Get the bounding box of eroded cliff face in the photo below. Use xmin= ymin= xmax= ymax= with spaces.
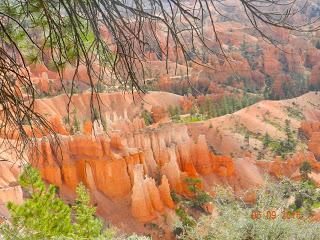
xmin=28 ymin=109 xmax=235 ymax=223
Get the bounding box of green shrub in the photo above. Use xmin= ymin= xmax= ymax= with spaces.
xmin=300 ymin=161 xmax=312 ymax=181
xmin=141 ymin=110 xmax=154 ymax=126
xmin=174 ymin=207 xmax=196 ymax=238
xmin=183 ymin=178 xmax=212 ymax=210
xmin=177 ymin=179 xmax=320 ymax=240
xmin=263 ymin=132 xmax=270 ymax=149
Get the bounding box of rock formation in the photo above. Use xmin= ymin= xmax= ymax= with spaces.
xmin=28 ymin=109 xmax=236 ymax=222
xmin=131 ymin=164 xmax=164 ymax=222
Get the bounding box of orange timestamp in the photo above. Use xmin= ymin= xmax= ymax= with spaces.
xmin=251 ymin=210 xmax=302 ymax=220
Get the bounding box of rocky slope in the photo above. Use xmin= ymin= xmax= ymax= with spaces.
xmin=188 ymin=92 xmax=320 ymax=157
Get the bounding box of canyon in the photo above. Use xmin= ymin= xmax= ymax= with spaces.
xmin=0 ymin=89 xmax=319 ymax=237
xmin=1 ymin=1 xmax=320 ymax=238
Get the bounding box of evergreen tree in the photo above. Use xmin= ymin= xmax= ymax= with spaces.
xmin=225 ymin=96 xmax=233 ymax=113
xmin=263 ymin=132 xmax=271 ymax=149
xmin=175 ymin=106 xmax=182 ymax=116
xmin=141 ymin=110 xmax=154 ymax=126
xmin=214 ymin=107 xmax=220 ymax=117
xmin=73 ymin=115 xmax=81 ymax=133
xmin=230 ymin=97 xmax=237 ymax=112
xmin=0 ymin=166 xmax=115 ymax=240
xmin=183 ymin=178 xmax=212 ymax=210
xmin=264 ymin=75 xmax=274 ymax=99
xmin=199 ymin=104 xmax=206 ymax=115
xmin=244 ymin=131 xmax=250 ymax=146
xmin=234 ymin=97 xmax=242 ymax=111
xmin=285 ymin=119 xmax=295 ymax=150
xmin=279 ymin=51 xmax=289 ymax=73
xmin=221 ymin=97 xmax=229 ymax=114
xmin=2 ymin=166 xmax=73 ymax=239
xmin=241 ymin=94 xmax=249 ymax=108
xmin=299 ymin=161 xmax=312 ymax=182
xmin=73 ymin=183 xmax=113 ymax=239
xmin=240 ymin=38 xmax=249 ymax=57
xmin=208 ymin=103 xmax=217 ymax=118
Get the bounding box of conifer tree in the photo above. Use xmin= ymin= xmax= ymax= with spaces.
xmin=207 ymin=101 xmax=216 ymax=118
xmin=285 ymin=119 xmax=295 ymax=150
xmin=73 ymin=183 xmax=113 ymax=239
xmin=244 ymin=131 xmax=250 ymax=146
xmin=0 ymin=166 xmax=115 ymax=240
xmin=141 ymin=110 xmax=154 ymax=126
xmin=299 ymin=161 xmax=312 ymax=182
xmin=263 ymin=132 xmax=271 ymax=149
xmin=1 ymin=166 xmax=73 ymax=239
xmin=73 ymin=116 xmax=81 ymax=133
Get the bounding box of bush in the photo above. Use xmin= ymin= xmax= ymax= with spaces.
xmin=173 ymin=207 xmax=196 ymax=238
xmin=168 ymin=105 xmax=182 ymax=122
xmin=263 ymin=132 xmax=270 ymax=149
xmin=177 ymin=179 xmax=320 ymax=240
xmin=183 ymin=178 xmax=212 ymax=210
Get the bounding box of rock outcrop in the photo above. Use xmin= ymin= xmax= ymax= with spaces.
xmin=131 ymin=164 xmax=164 ymax=222
xmin=28 ymin=111 xmax=235 ymax=222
